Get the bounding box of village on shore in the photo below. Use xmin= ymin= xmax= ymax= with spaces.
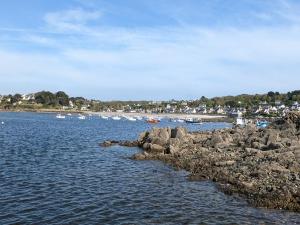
xmin=1 ymin=91 xmax=300 ymax=121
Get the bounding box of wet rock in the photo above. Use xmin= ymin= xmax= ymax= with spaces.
xmin=99 ymin=140 xmax=138 ymax=147
xmin=132 ymin=152 xmax=149 ymax=160
xmin=119 ymin=140 xmax=139 ymax=147
xmin=113 ymin=112 xmax=300 ymax=212
xmin=99 ymin=140 xmax=119 ymax=147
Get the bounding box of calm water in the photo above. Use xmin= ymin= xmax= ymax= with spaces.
xmin=0 ymin=112 xmax=299 ymax=225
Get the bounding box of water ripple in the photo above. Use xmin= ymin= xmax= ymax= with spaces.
xmin=0 ymin=112 xmax=300 ymax=224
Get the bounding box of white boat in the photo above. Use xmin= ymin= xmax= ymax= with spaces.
xmin=67 ymin=113 xmax=72 ymax=116
xmin=101 ymin=115 xmax=109 ymax=120
xmin=127 ymin=117 xmax=137 ymax=121
xmin=1 ymin=121 xmax=4 ymax=125
xmin=56 ymin=114 xmax=66 ymax=119
xmin=78 ymin=115 xmax=86 ymax=120
xmin=236 ymin=117 xmax=245 ymax=126
xmin=135 ymin=116 xmax=143 ymax=120
xmin=177 ymin=119 xmax=185 ymax=123
xmin=112 ymin=116 xmax=121 ymax=121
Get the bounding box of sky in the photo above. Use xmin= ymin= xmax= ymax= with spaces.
xmin=0 ymin=0 xmax=300 ymax=100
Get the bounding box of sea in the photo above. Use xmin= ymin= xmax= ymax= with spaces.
xmin=0 ymin=112 xmax=299 ymax=225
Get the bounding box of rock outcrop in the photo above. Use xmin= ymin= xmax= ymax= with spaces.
xmin=99 ymin=140 xmax=138 ymax=148
xmin=131 ymin=112 xmax=300 ymax=212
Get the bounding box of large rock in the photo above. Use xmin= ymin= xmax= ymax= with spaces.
xmin=127 ymin=120 xmax=300 ymax=212
xmin=138 ymin=131 xmax=149 ymax=145
xmin=148 ymin=127 xmax=171 ymax=146
xmin=171 ymin=127 xmax=187 ymax=139
xmin=149 ymin=143 xmax=166 ymax=153
xmin=210 ymin=132 xmax=224 ymax=148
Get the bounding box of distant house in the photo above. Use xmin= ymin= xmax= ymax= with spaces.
xmin=81 ymin=105 xmax=90 ymax=111
xmin=69 ymin=100 xmax=74 ymax=108
xmin=22 ymin=93 xmax=35 ymax=101
xmin=279 ymin=104 xmax=286 ymax=109
xmin=259 ymin=101 xmax=268 ymax=106
xmin=291 ymin=101 xmax=300 ymax=110
xmin=269 ymin=106 xmax=278 ymax=113
xmin=181 ymin=102 xmax=188 ymax=106
xmin=264 ymin=108 xmax=270 ymax=114
xmin=151 ymin=101 xmax=162 ymax=105
xmin=215 ymin=105 xmax=225 ymax=114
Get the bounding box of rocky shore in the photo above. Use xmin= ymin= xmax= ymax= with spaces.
xmin=101 ymin=112 xmax=300 ymax=212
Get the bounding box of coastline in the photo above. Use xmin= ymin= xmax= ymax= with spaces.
xmin=0 ymin=109 xmax=230 ymax=122
xmin=101 ymin=112 xmax=300 ymax=212
xmin=90 ymin=111 xmax=229 ymax=122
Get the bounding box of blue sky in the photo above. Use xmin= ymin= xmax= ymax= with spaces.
xmin=0 ymin=0 xmax=300 ymax=100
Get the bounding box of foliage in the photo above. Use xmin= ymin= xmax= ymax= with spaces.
xmin=35 ymin=91 xmax=69 ymax=106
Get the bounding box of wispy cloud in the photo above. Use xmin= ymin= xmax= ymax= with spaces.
xmin=0 ymin=1 xmax=300 ymax=99
xmin=44 ymin=8 xmax=101 ymax=32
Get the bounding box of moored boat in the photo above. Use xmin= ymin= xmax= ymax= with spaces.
xmin=256 ymin=120 xmax=269 ymax=128
xmin=112 ymin=116 xmax=121 ymax=121
xmin=78 ymin=114 xmax=86 ymax=120
xmin=147 ymin=118 xmax=160 ymax=124
xmin=185 ymin=118 xmax=203 ymax=124
xmin=126 ymin=117 xmax=137 ymax=121
xmin=56 ymin=114 xmax=66 ymax=119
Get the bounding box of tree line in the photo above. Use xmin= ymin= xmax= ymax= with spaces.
xmin=2 ymin=90 xmax=300 ymax=110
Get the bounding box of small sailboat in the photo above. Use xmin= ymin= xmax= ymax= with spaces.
xmin=78 ymin=114 xmax=86 ymax=120
xmin=56 ymin=114 xmax=66 ymax=119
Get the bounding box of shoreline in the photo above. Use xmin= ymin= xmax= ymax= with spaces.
xmin=89 ymin=112 xmax=229 ymax=122
xmin=101 ymin=112 xmax=300 ymax=212
xmin=0 ymin=109 xmax=230 ymax=122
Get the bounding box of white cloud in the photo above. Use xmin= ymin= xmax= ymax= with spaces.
xmin=1 ymin=3 xmax=300 ymax=99
xmin=44 ymin=8 xmax=101 ymax=32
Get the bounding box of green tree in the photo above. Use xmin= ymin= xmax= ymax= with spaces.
xmin=56 ymin=91 xmax=69 ymax=106
xmin=35 ymin=91 xmax=57 ymax=106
